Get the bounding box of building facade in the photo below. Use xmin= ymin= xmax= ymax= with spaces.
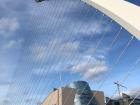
xmin=106 ymin=93 xmax=140 ymax=105
xmin=42 ymin=81 xmax=105 ymax=105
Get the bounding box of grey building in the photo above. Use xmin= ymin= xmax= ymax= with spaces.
xmin=106 ymin=93 xmax=140 ymax=105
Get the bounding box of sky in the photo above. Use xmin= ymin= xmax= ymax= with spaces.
xmin=0 ymin=0 xmax=140 ymax=105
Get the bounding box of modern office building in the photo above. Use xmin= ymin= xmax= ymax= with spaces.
xmin=42 ymin=81 xmax=105 ymax=105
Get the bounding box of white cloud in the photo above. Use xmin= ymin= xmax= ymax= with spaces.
xmin=31 ymin=39 xmax=80 ymax=76
xmin=71 ymin=55 xmax=108 ymax=81
xmin=85 ymin=48 xmax=107 ymax=60
xmin=78 ymin=20 xmax=111 ymax=36
xmin=89 ymin=21 xmax=111 ymax=34
xmin=32 ymin=68 xmax=48 ymax=76
xmin=32 ymin=45 xmax=48 ymax=62
xmin=3 ymin=39 xmax=24 ymax=49
xmin=0 ymin=64 xmax=15 ymax=82
xmin=0 ymin=84 xmax=10 ymax=98
xmin=126 ymin=87 xmax=140 ymax=98
xmin=31 ymin=39 xmax=80 ymax=62
xmin=0 ymin=17 xmax=19 ymax=38
xmin=31 ymin=41 xmax=109 ymax=79
xmin=112 ymin=87 xmax=140 ymax=99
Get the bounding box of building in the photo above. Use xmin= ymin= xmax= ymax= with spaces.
xmin=106 ymin=93 xmax=140 ymax=105
xmin=42 ymin=81 xmax=105 ymax=105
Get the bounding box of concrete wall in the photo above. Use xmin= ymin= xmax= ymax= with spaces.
xmin=93 ymin=91 xmax=105 ymax=105
xmin=42 ymin=88 xmax=75 ymax=105
xmin=42 ymin=87 xmax=105 ymax=105
xmin=61 ymin=88 xmax=75 ymax=105
xmin=42 ymin=89 xmax=60 ymax=105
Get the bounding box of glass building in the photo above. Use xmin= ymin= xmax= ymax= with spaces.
xmin=68 ymin=81 xmax=98 ymax=105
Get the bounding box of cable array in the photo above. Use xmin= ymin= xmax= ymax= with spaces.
xmin=33 ymin=1 xmax=100 ymax=105
xmin=86 ymin=35 xmax=134 ymax=105
xmin=16 ymin=0 xmax=97 ymax=104
xmin=63 ymin=14 xmax=116 ymax=105
xmin=105 ymin=56 xmax=140 ymax=105
xmin=20 ymin=1 xmax=72 ymax=105
xmin=129 ymin=92 xmax=140 ymax=105
xmin=60 ymin=23 xmax=134 ymax=105
xmin=6 ymin=0 xmax=61 ymax=105
xmin=4 ymin=0 xmax=140 ymax=105
xmin=4 ymin=3 xmax=49 ymax=105
xmin=28 ymin=1 xmax=83 ymax=104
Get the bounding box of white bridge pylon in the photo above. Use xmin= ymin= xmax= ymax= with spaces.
xmin=82 ymin=0 xmax=140 ymax=40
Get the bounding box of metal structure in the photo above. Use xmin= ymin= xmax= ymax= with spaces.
xmin=32 ymin=1 xmax=140 ymax=105
xmin=35 ymin=0 xmax=140 ymax=40
xmin=82 ymin=0 xmax=140 ymax=40
xmin=114 ymin=81 xmax=127 ymax=98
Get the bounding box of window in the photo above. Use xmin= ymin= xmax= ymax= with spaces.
xmin=114 ymin=102 xmax=120 ymax=105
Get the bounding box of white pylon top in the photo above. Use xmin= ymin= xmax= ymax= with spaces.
xmin=82 ymin=0 xmax=140 ymax=40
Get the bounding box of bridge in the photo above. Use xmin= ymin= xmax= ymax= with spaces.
xmin=82 ymin=0 xmax=140 ymax=40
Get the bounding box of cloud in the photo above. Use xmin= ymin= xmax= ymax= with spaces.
xmin=0 ymin=84 xmax=10 ymax=99
xmin=31 ymin=39 xmax=80 ymax=76
xmin=2 ymin=99 xmax=10 ymax=104
xmin=91 ymin=21 xmax=111 ymax=34
xmin=32 ymin=68 xmax=47 ymax=76
xmin=2 ymin=39 xmax=24 ymax=49
xmin=77 ymin=20 xmax=112 ymax=36
xmin=126 ymin=87 xmax=140 ymax=98
xmin=71 ymin=55 xmax=108 ymax=81
xmin=31 ymin=39 xmax=80 ymax=62
xmin=30 ymin=39 xmax=109 ymax=80
xmin=112 ymin=87 xmax=140 ymax=99
xmin=0 ymin=17 xmax=19 ymax=38
xmin=0 ymin=64 xmax=15 ymax=82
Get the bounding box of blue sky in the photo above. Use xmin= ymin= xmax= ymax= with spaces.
xmin=0 ymin=0 xmax=140 ymax=105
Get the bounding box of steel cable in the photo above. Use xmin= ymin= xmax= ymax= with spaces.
xmin=31 ymin=0 xmax=99 ymax=104
xmin=86 ymin=36 xmax=134 ymax=105
xmin=23 ymin=0 xmax=88 ymax=104
xmin=4 ymin=2 xmax=51 ymax=105
xmin=12 ymin=1 xmax=60 ymax=105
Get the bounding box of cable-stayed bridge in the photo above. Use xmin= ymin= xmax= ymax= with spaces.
xmin=1 ymin=0 xmax=140 ymax=105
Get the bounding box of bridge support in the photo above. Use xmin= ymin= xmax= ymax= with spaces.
xmin=82 ymin=0 xmax=140 ymax=40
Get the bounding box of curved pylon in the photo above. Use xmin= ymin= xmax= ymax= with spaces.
xmin=82 ymin=0 xmax=140 ymax=40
